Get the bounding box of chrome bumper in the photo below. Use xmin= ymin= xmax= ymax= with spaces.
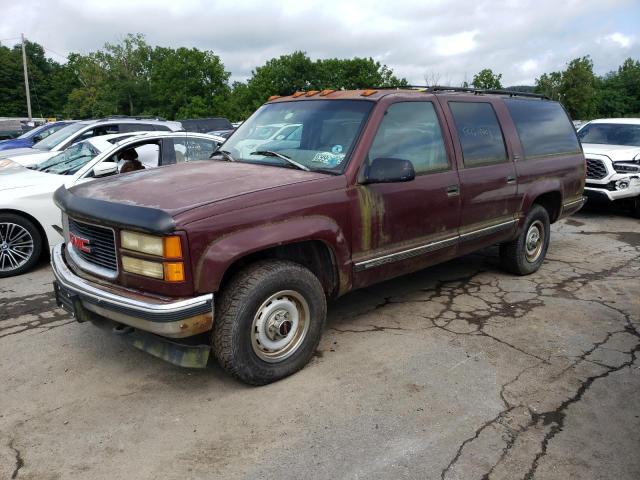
xmin=51 ymin=244 xmax=214 ymax=338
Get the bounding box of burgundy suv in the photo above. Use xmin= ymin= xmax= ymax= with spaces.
xmin=52 ymin=87 xmax=586 ymax=384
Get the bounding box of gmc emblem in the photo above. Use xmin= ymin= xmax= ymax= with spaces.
xmin=69 ymin=232 xmax=91 ymax=253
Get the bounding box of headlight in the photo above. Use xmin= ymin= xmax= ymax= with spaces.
xmin=613 ymin=163 xmax=640 ymax=173
xmin=121 ymin=231 xmax=182 ymax=258
xmin=122 ymin=256 xmax=164 ymax=279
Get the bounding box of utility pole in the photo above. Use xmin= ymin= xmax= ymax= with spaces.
xmin=21 ymin=33 xmax=32 ymax=122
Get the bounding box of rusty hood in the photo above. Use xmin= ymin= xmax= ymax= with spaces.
xmin=68 ymin=161 xmax=330 ymax=219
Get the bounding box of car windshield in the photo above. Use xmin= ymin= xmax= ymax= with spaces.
xmin=34 ymin=141 xmax=101 ymax=175
xmin=17 ymin=124 xmax=48 ymax=139
xmin=221 ymin=100 xmax=374 ymax=173
xmin=32 ymin=123 xmax=86 ymax=151
xmin=578 ymin=123 xmax=640 ymax=147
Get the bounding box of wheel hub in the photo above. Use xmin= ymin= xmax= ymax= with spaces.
xmin=524 ymin=220 xmax=544 ymax=262
xmin=251 ymin=290 xmax=310 ymax=363
xmin=0 ymin=222 xmax=35 ymax=272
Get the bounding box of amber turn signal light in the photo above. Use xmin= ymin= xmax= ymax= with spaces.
xmin=163 ymin=262 xmax=185 ymax=282
xmin=163 ymin=236 xmax=182 ymax=259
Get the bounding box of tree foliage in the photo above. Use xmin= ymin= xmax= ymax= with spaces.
xmin=0 ymin=34 xmax=638 ymax=122
xmin=472 ymin=68 xmax=503 ymax=89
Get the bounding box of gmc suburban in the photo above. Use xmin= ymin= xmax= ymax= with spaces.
xmin=51 ymin=87 xmax=586 ymax=384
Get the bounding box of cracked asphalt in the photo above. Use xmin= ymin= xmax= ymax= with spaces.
xmin=0 ymin=210 xmax=638 ymax=480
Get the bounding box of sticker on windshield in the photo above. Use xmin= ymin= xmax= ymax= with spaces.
xmin=312 ymin=151 xmax=345 ymax=167
xmin=331 ymin=144 xmax=343 ymax=154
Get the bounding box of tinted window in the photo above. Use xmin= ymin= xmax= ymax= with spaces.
xmin=505 ymin=99 xmax=581 ymax=157
xmin=120 ymin=123 xmax=156 ymax=133
xmin=369 ymin=102 xmax=449 ymax=174
xmin=577 ymin=123 xmax=640 ymax=147
xmin=449 ymin=102 xmax=507 ymax=167
xmin=32 ymin=123 xmax=86 ymax=150
xmin=153 ymin=124 xmax=171 ymax=132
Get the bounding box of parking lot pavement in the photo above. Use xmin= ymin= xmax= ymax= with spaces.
xmin=0 ymin=210 xmax=638 ymax=480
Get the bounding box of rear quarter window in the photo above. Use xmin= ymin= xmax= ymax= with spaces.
xmin=504 ymin=99 xmax=581 ymax=158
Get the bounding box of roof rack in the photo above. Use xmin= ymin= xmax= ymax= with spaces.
xmin=369 ymin=85 xmax=549 ymax=100
xmin=96 ymin=115 xmax=168 ymax=121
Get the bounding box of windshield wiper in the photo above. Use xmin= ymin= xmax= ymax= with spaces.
xmin=250 ymin=150 xmax=310 ymax=172
xmin=210 ymin=149 xmax=236 ymax=162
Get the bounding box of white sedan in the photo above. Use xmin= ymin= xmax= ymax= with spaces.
xmin=0 ymin=131 xmax=224 ymax=277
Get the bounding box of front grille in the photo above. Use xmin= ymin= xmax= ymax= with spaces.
xmin=68 ymin=218 xmax=117 ymax=272
xmin=586 ymin=158 xmax=608 ymax=179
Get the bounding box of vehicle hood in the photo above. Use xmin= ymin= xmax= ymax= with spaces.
xmin=69 ymin=161 xmax=330 ymax=217
xmin=581 ymin=143 xmax=640 ymax=162
xmin=0 ymin=147 xmax=40 ymax=159
xmin=0 ymin=166 xmax=63 ymax=193
xmin=0 ymin=139 xmax=30 ymax=151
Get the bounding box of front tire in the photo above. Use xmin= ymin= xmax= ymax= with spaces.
xmin=631 ymin=196 xmax=640 ymax=219
xmin=500 ymin=205 xmax=550 ymax=276
xmin=213 ymin=260 xmax=327 ymax=385
xmin=0 ymin=213 xmax=43 ymax=278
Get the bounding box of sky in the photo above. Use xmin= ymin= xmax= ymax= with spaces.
xmin=1 ymin=0 xmax=639 ymax=86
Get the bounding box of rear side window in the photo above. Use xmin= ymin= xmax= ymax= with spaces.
xmin=368 ymin=102 xmax=449 ymax=174
xmin=504 ymin=99 xmax=581 ymax=158
xmin=449 ymin=102 xmax=507 ymax=167
xmin=120 ymin=123 xmax=156 ymax=133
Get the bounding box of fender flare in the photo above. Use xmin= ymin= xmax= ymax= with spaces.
xmin=518 ymin=179 xmax=563 ymax=227
xmin=194 ymin=215 xmax=351 ymax=294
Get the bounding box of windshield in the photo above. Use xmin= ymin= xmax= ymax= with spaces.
xmin=578 ymin=123 xmax=640 ymax=147
xmin=32 ymin=123 xmax=86 ymax=151
xmin=34 ymin=141 xmax=100 ymax=175
xmin=222 ymin=100 xmax=374 ymax=173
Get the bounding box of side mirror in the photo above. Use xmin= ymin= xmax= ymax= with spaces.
xmin=364 ymin=157 xmax=415 ymax=184
xmin=92 ymin=162 xmax=118 ymax=178
xmin=32 ymin=134 xmax=43 ymax=143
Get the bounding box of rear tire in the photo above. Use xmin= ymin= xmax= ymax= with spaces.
xmin=500 ymin=205 xmax=550 ymax=276
xmin=213 ymin=260 xmax=326 ymax=385
xmin=0 ymin=213 xmax=43 ymax=278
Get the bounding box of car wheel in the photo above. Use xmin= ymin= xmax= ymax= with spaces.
xmin=499 ymin=205 xmax=550 ymax=276
xmin=213 ymin=260 xmax=326 ymax=385
xmin=0 ymin=213 xmax=43 ymax=278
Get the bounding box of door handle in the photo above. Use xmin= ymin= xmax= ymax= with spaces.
xmin=446 ymin=184 xmax=460 ymax=197
xmin=506 ymin=175 xmax=516 ymax=184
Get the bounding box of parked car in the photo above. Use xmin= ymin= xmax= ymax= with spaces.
xmin=0 ymin=121 xmax=76 ymax=151
xmin=51 ymin=88 xmax=585 ymax=384
xmin=0 ymin=132 xmax=222 ymax=277
xmin=0 ymin=117 xmax=184 ymax=166
xmin=180 ymin=117 xmax=233 ymax=136
xmin=578 ymin=118 xmax=640 ymax=217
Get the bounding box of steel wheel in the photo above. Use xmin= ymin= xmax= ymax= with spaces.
xmin=0 ymin=222 xmax=35 ymax=273
xmin=525 ymin=220 xmax=544 ymax=263
xmin=251 ymin=290 xmax=310 ymax=363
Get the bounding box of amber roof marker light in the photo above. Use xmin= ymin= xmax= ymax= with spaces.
xmin=361 ymin=89 xmax=378 ymax=97
xmin=319 ymin=89 xmax=335 ymax=96
xmin=292 ymin=91 xmax=306 ymax=98
xmin=267 ymin=95 xmax=281 ymax=101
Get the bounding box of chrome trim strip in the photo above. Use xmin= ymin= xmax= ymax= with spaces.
xmin=562 ymin=198 xmax=585 ymax=208
xmin=52 ymin=244 xmax=213 ymax=315
xmin=354 ymin=219 xmax=518 ymax=271
xmin=458 ymin=219 xmax=518 ymax=241
xmin=67 ymin=243 xmax=118 ymax=280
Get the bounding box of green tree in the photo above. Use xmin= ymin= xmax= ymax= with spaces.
xmin=471 ymin=68 xmax=503 ymax=89
xmin=560 ymin=56 xmax=596 ymax=119
xmin=534 ymin=71 xmax=562 ymax=101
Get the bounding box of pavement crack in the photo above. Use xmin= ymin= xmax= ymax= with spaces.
xmin=8 ymin=438 xmax=24 ymax=479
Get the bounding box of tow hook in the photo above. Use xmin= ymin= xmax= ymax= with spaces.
xmin=112 ymin=323 xmax=134 ymax=335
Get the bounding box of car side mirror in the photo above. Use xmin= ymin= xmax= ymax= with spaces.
xmin=364 ymin=157 xmax=415 ymax=184
xmin=32 ymin=134 xmax=43 ymax=143
xmin=92 ymin=162 xmax=118 ymax=178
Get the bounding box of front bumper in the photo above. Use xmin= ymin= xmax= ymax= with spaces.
xmin=585 ymin=176 xmax=640 ymax=202
xmin=51 ymin=244 xmax=214 ymax=339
